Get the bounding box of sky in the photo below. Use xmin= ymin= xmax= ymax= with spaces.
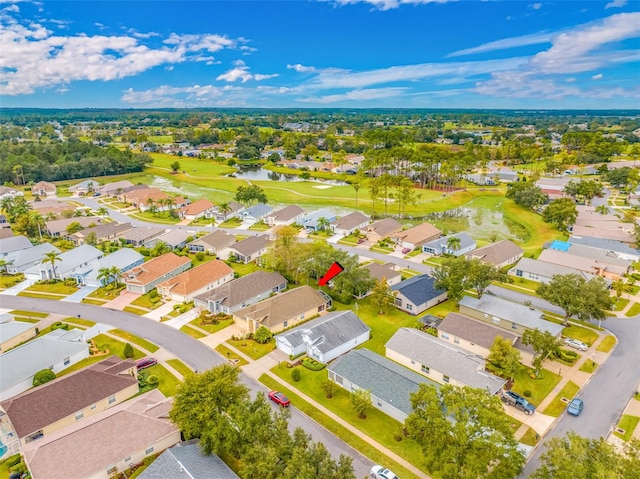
xmin=0 ymin=0 xmax=639 ymax=109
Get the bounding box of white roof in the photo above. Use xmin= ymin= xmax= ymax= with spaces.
xmin=0 ymin=320 xmax=34 ymax=345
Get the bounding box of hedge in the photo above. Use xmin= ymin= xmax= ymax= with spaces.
xmin=302 ymin=357 xmax=326 ymax=371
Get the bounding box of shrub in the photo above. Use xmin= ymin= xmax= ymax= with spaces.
xmin=195 ymin=252 xmax=205 ymax=261
xmin=393 ymin=431 xmax=404 ymax=442
xmin=523 ymin=390 xmax=532 ymax=398
xmin=9 ymin=463 xmax=26 ymax=474
xmin=139 ymin=248 xmax=150 ymax=257
xmin=33 ymin=369 xmax=56 ymax=387
xmin=4 ymin=454 xmax=22 ymax=468
xmin=253 ymin=326 xmax=273 ymax=344
xmin=322 ymin=380 xmax=337 ymax=398
xmin=147 ymin=375 xmax=159 ymax=386
xmin=149 ymin=289 xmax=158 ymax=299
xmin=302 ymin=357 xmax=326 ymax=371
xmin=291 ymin=368 xmax=301 ymax=382
xmin=123 ymin=342 xmax=135 ymax=359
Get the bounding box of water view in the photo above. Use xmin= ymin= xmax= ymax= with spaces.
xmin=231 ymin=165 xmax=349 ymax=186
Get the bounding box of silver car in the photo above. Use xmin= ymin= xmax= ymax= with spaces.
xmin=370 ymin=465 xmax=400 ymax=479
xmin=564 ymin=338 xmax=588 ymax=351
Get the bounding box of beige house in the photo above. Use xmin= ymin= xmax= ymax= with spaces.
xmin=23 ymin=389 xmax=180 ymax=479
xmin=0 ymin=320 xmax=36 ymax=353
xmin=178 ymin=198 xmax=217 ymax=220
xmin=124 ymin=253 xmax=192 ymax=294
xmin=391 ymin=222 xmax=441 ymax=250
xmin=366 ymin=218 xmax=403 ymax=243
xmin=233 ymin=285 xmax=332 ymax=334
xmin=31 ymin=181 xmax=57 ymax=197
xmin=0 ymin=357 xmax=138 ymax=448
xmin=157 ymin=260 xmax=234 ymax=303
xmin=187 ymin=230 xmax=236 ymax=259
xmin=466 ymin=240 xmax=524 ymax=268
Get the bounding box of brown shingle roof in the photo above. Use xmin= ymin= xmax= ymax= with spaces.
xmin=467 ymin=240 xmax=523 ymax=266
xmin=392 ymin=222 xmax=441 ymax=245
xmin=0 ymin=357 xmax=137 ymax=438
xmin=180 ymin=198 xmax=215 ymax=216
xmin=231 ymin=235 xmax=271 ymax=256
xmin=367 ymin=218 xmax=403 ymax=237
xmin=157 ymin=260 xmax=233 ymax=297
xmin=363 ymin=262 xmax=401 ymax=282
xmin=125 ymin=252 xmax=191 ymax=286
xmin=194 ymin=271 xmax=286 ymax=309
xmin=439 ymin=313 xmax=517 ymax=350
xmin=189 ymin=230 xmax=236 ymax=251
xmin=331 ymin=211 xmax=370 ymax=230
xmin=269 ymin=205 xmax=305 ymax=222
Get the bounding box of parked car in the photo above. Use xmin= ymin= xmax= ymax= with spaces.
xmin=564 ymin=338 xmax=588 ymax=351
xmin=370 ymin=465 xmax=400 ymax=479
xmin=567 ymin=398 xmax=584 ymax=416
xmin=268 ymin=390 xmax=291 ymax=407
xmin=402 ymin=248 xmax=411 ymax=254
xmin=501 ymin=390 xmax=536 ymax=415
xmin=135 ymin=357 xmax=158 ymax=370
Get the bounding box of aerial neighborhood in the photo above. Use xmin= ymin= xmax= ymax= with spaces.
xmin=0 ymin=109 xmax=639 ymax=479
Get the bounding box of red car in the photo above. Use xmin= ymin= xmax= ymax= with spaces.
xmin=135 ymin=357 xmax=158 ymax=370
xmin=268 ymin=390 xmax=291 ymax=407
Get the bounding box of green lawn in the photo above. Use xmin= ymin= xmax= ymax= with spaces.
xmin=562 ymin=324 xmax=599 ymax=346
xmin=229 ymin=261 xmax=262 ymax=277
xmin=215 ymin=344 xmax=249 ymax=366
xmin=219 ymin=217 xmax=243 ymax=228
xmin=625 ymin=302 xmax=640 ymax=317
xmin=58 ymin=334 xmax=145 ymax=376
xmin=130 ymin=211 xmax=180 ymax=224
xmin=88 ymin=284 xmax=126 ymax=300
xmin=24 ymin=282 xmax=79 ymax=294
xmin=596 ymin=335 xmax=617 ymax=353
xmin=579 ymin=359 xmax=599 ymax=373
xmin=510 ymin=367 xmax=562 ymax=407
xmin=226 ymin=338 xmax=275 ymax=360
xmin=13 ymin=317 xmax=39 ymax=323
xmin=248 ymin=221 xmax=271 ymax=231
xmin=270 ymin=364 xmax=427 ymax=476
xmin=0 ymin=274 xmax=25 ymax=289
xmin=130 ymin=292 xmax=163 ymax=310
xmin=110 ymin=329 xmax=160 ymax=353
xmin=190 ymin=317 xmax=234 ymax=334
xmin=613 ymin=297 xmax=630 ymax=311
xmin=520 ymin=427 xmax=541 ymax=447
xmin=63 ymin=317 xmax=96 ymax=327
xmin=123 ymin=306 xmax=149 ymax=315
xmin=542 ymin=381 xmax=580 ymax=417
xmin=180 ymin=325 xmax=207 ymax=339
xmin=149 ymin=152 xmax=235 ymax=177
xmin=421 ymin=299 xmax=459 ymax=319
xmin=147 ymin=364 xmax=181 ymax=397
xmin=166 ymin=359 xmax=195 ymax=378
xmin=614 ymin=415 xmax=640 ymax=442
xmin=9 ymin=310 xmax=48 ymax=318
xmin=82 ymin=297 xmax=107 ymax=305
xmin=506 ymin=275 xmax=540 ymax=292
xmin=17 ymin=291 xmax=66 ymax=300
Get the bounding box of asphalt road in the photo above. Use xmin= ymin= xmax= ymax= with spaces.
xmin=0 ymin=296 xmax=373 ymax=478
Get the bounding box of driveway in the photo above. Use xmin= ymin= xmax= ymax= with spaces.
xmin=102 ymin=291 xmax=140 ymax=309
xmin=0 ymin=279 xmax=33 ymax=296
xmin=65 ymin=285 xmax=98 ymax=303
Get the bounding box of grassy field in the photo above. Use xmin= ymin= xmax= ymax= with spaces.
xmin=166 ymin=358 xmax=195 ymax=378
xmin=510 ymin=368 xmax=562 ymax=407
xmin=149 ymin=152 xmax=235 ymax=176
xmin=562 ymin=324 xmax=599 ymax=346
xmin=109 ymin=329 xmax=160 ymax=353
xmin=542 ymin=381 xmax=580 ymax=417
xmin=596 ymin=335 xmax=617 ymax=353
xmin=226 ymin=338 xmax=275 ymax=360
xmin=614 ymin=415 xmax=640 ymax=442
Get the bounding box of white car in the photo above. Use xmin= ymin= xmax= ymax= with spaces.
xmin=370 ymin=465 xmax=400 ymax=479
xmin=564 ymin=338 xmax=588 ymax=351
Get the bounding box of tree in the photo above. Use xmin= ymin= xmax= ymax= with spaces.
xmin=369 ymin=278 xmax=396 ymax=314
xmin=97 ymin=207 xmax=109 ymax=218
xmin=445 ymin=235 xmax=461 ymax=254
xmin=33 ymin=368 xmax=56 ymax=387
xmin=465 ymin=258 xmax=505 ymax=298
xmin=405 ymin=384 xmax=525 ymax=479
xmin=235 ymin=184 xmax=267 ymax=207
xmin=66 ymin=221 xmax=83 ymax=234
xmin=350 ymin=389 xmax=372 ymax=419
xmin=28 ymin=210 xmax=45 ymax=241
xmin=170 ymin=161 xmax=181 ymax=173
xmin=531 ymin=432 xmax=640 ymax=479
xmin=321 ymin=379 xmax=337 ymax=399
xmin=316 ymin=216 xmax=330 ymax=232
xmin=42 ymin=250 xmax=61 ymax=280
xmin=97 ymin=267 xmax=112 ymax=287
xmin=253 ymin=326 xmax=273 ymax=344
xmin=521 ymin=328 xmax=563 ymax=377
xmin=506 ymin=182 xmax=549 ymax=210
xmin=594 ymin=205 xmax=608 ymax=215
xmin=433 ymin=256 xmax=503 ymax=301
xmin=0 ymin=259 xmax=8 ymax=275
xmin=542 ymin=198 xmax=578 ymax=231
xmin=487 ymin=336 xmax=522 ymax=380
xmin=216 ymin=201 xmax=232 ymax=222
xmin=123 ymin=342 xmax=135 ymax=359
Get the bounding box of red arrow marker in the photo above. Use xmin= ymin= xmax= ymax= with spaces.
xmin=318 ymin=262 xmax=344 ymax=286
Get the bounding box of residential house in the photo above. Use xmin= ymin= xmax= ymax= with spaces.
xmin=330 ymin=212 xmax=370 ymax=236
xmin=67 ymin=222 xmax=134 ymax=246
xmin=178 ymin=199 xmax=217 ymax=221
xmin=145 ymin=229 xmax=192 ymax=250
xmin=510 ymin=257 xmax=604 ymax=285
xmin=0 ymin=235 xmax=32 ymax=257
xmin=0 ymin=215 xmax=10 ymax=231
xmin=30 ymin=199 xmax=75 ymax=218
xmin=138 ymin=441 xmax=240 ymax=479
xmin=5 ymin=243 xmax=60 ymax=275
xmin=437 ymin=313 xmax=533 ymax=365
xmin=299 ymin=209 xmax=337 ymax=232
xmin=569 ymin=235 xmax=640 ymax=262
xmin=22 ymin=389 xmax=180 ymax=479
xmin=345 ymin=154 xmax=365 ymax=166
xmin=362 ymin=262 xmax=401 ymax=288
xmin=571 ymin=205 xmax=635 ymax=243
xmin=212 ymin=201 xmax=244 ymax=222
xmin=234 ymin=285 xmax=331 ymax=334
xmin=466 ymin=240 xmax=524 ymax=268
xmin=98 ymin=180 xmax=134 ymax=197
xmin=120 ymin=226 xmax=166 ymax=247
xmin=0 ymin=357 xmax=138 ymax=448
xmin=0 ymin=186 xmax=23 ymax=200
xmin=327 ymin=349 xmax=439 ymax=423
xmin=282 ymin=122 xmax=310 ymax=132
xmin=391 ymin=222 xmax=441 ymax=251
xmin=186 ymin=230 xmax=236 ymax=259
xmin=422 ymin=232 xmax=477 ymax=257
xmin=538 ymin=248 xmax=627 ymax=280
xmin=365 ymin=218 xmax=403 ymax=243
xmin=458 ymin=295 xmax=564 ymax=337
xmin=84 ymin=249 xmax=145 ymax=287
xmin=124 ymin=253 xmax=192 ymax=294
xmin=157 ymin=260 xmax=234 ymax=303
xmin=68 ymin=179 xmax=100 ymax=196
xmin=25 ymin=244 xmax=104 ymax=283
xmin=31 ymin=181 xmax=56 ymax=197
xmin=549 ymin=241 xmax=632 ymax=273
xmin=240 ymin=203 xmax=273 ymax=225
xmin=265 ymin=205 xmax=305 ymax=227
xmin=274 ymin=310 xmax=370 ymax=363
xmin=193 ymin=271 xmax=287 ymax=315
xmin=391 ymin=274 xmax=447 ymax=315
xmin=386 ymin=328 xmax=506 ymax=395
xmin=0 ymin=318 xmax=36 ymax=353
xmin=229 ymin=235 xmax=271 ymax=263
xmin=121 ymin=187 xmax=167 ymax=210
xmin=45 ymin=217 xmax=102 ymax=237
xmin=0 ymin=328 xmax=90 ymax=401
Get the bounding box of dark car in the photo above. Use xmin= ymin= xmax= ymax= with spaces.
xmin=268 ymin=390 xmax=291 ymax=407
xmin=567 ymin=398 xmax=584 ymax=416
xmin=501 ymin=390 xmax=536 ymax=415
xmin=135 ymin=357 xmax=158 ymax=370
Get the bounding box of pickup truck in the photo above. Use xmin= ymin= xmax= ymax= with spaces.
xmin=501 ymin=390 xmax=536 ymax=415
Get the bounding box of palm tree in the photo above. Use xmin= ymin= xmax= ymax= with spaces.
xmin=217 ymin=202 xmax=232 ymax=222
xmin=446 ymin=236 xmax=461 ymax=255
xmin=108 ymin=266 xmax=122 ymax=287
xmin=595 ymin=205 xmax=608 ymax=215
xmin=351 ymin=180 xmax=361 ymax=209
xmin=29 ymin=210 xmax=44 ymax=241
xmin=317 ymin=217 xmax=330 ymax=232
xmin=97 ymin=207 xmax=109 ymax=218
xmin=146 ymin=198 xmax=157 ymax=214
xmin=97 ymin=267 xmax=111 ymax=288
xmin=0 ymin=259 xmax=9 ymax=275
xmin=42 ymin=251 xmax=61 ymax=281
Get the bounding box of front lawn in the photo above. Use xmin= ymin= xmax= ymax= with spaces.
xmin=579 ymin=359 xmax=599 ymax=373
xmin=248 ymin=221 xmax=271 ymax=231
xmin=0 ymin=273 xmax=25 ymax=289
xmin=82 ymin=298 xmax=107 ymax=305
xmin=139 ymin=364 xmax=182 ymax=397
xmin=58 ymin=334 xmax=144 ymax=376
xmin=215 ymin=344 xmax=249 ymax=366
xmin=614 ymin=415 xmax=640 ymax=442
xmin=64 ymin=317 xmax=96 ymax=328
xmin=23 ymin=281 xmax=79 ymax=295
xmin=596 ymin=335 xmax=617 ymax=353
xmin=9 ymin=310 xmax=48 ymax=318
xmin=130 ymin=292 xmax=163 ymax=310
xmin=542 ymin=381 xmax=579 ymax=417
xmin=110 ymin=328 xmax=159 ymax=353
xmin=562 ymin=324 xmax=599 ymax=346
xmin=510 ymin=367 xmax=562 ymax=407
xmin=88 ymin=283 xmax=126 ymax=300
xmin=190 ymin=317 xmax=234 ymax=334
xmin=180 ymin=325 xmax=207 ymax=339
xmin=613 ymin=297 xmax=630 ymax=311
xmin=625 ymin=302 xmax=640 ymax=317
xmin=123 ymin=306 xmax=147 ymax=315
xmin=166 ymin=359 xmax=195 ymax=379
xmin=520 ymin=427 xmax=541 ymax=447
xmin=226 ymin=338 xmax=275 ymax=360
xmin=219 ymin=217 xmax=242 ymax=228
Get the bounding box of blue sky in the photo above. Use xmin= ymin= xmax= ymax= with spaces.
xmin=1 ymin=0 xmax=639 ymax=109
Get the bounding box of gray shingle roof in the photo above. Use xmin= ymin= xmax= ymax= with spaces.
xmin=563 ymin=243 xmax=632 ymax=267
xmin=151 ymin=229 xmax=192 ymax=247
xmin=569 ymin=235 xmax=640 ymax=258
xmin=0 ymin=235 xmax=32 ymax=255
xmin=459 ymin=295 xmax=564 ymax=336
xmin=139 ymin=441 xmax=239 ymax=479
xmin=363 ymin=262 xmax=401 ymax=282
xmin=194 ymin=271 xmax=286 ymax=309
xmin=330 ymin=211 xmax=370 ymax=230
xmin=5 ymin=243 xmax=60 ymax=270
xmin=391 ymin=274 xmax=445 ymax=305
xmin=269 ymin=205 xmax=305 ymax=222
xmin=422 ymin=232 xmax=476 ymax=253
xmin=242 ymin=203 xmax=273 ymax=219
xmin=328 ymin=349 xmax=439 ymax=417
xmin=189 ymin=230 xmax=236 ymax=250
xmin=275 ymin=310 xmax=370 ymax=354
xmin=120 ymin=226 xmax=166 ymax=242
xmin=385 ymin=328 xmax=506 ymax=394
xmin=467 ymin=240 xmax=523 ymax=266
xmin=231 ymin=235 xmax=270 ymax=256
xmin=439 ymin=313 xmax=517 ymax=350
xmin=511 ymin=257 xmax=598 ymax=281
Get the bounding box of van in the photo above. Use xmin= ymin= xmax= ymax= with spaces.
xmin=135 ymin=357 xmax=158 ymax=370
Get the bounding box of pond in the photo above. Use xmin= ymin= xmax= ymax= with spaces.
xmin=230 ymin=165 xmax=348 ymax=186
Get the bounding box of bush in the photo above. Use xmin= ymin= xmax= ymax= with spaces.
xmin=253 ymin=326 xmax=273 ymax=344
xmin=4 ymin=454 xmax=22 ymax=468
xmin=147 ymin=375 xmax=159 ymax=386
xmin=302 ymin=357 xmax=326 ymax=371
xmin=124 ymin=342 xmax=135 ymax=359
xmin=195 ymin=252 xmax=205 ymax=261
xmin=149 ymin=289 xmax=158 ymax=299
xmin=523 ymin=390 xmax=532 ymax=398
xmin=291 ymin=368 xmax=301 ymax=382
xmin=9 ymin=463 xmax=26 ymax=474
xmin=139 ymin=248 xmax=150 ymax=257
xmin=51 ymin=321 xmax=68 ymax=330
xmin=33 ymin=369 xmax=56 ymax=387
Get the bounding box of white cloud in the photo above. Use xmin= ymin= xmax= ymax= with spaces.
xmin=333 ymin=0 xmax=455 ymax=11
xmin=287 ymin=63 xmax=317 ymax=73
xmin=298 ymin=87 xmax=407 ymax=103
xmin=448 ymin=31 xmax=553 ymax=57
xmin=605 ymin=0 xmax=627 ymax=9
xmin=3 ymin=4 xmax=19 ymax=12
xmin=592 ymin=73 xmax=603 ymax=80
xmin=216 ymin=60 xmax=278 ymax=83
xmin=530 ymin=3 xmax=542 ymax=10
